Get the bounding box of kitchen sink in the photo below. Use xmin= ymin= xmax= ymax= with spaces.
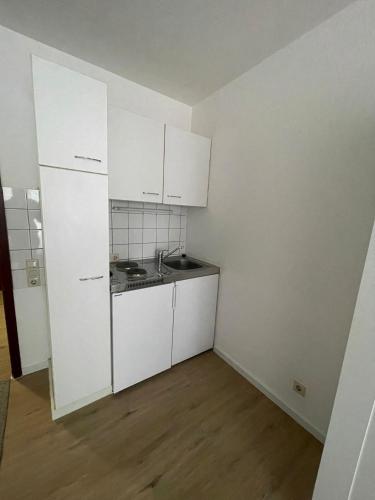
xmin=164 ymin=259 xmax=202 ymax=270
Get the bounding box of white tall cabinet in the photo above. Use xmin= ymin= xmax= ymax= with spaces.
xmin=172 ymin=275 xmax=219 ymax=365
xmin=163 ymin=126 xmax=211 ymax=207
xmin=40 ymin=167 xmax=111 ymax=417
xmin=108 ymin=106 xmax=164 ymax=203
xmin=32 ymin=56 xmax=107 ymax=174
xmin=33 ymin=57 xmax=111 ymax=419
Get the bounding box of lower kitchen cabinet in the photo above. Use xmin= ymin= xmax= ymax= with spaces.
xmin=172 ymin=274 xmax=219 ymax=365
xmin=112 ymin=283 xmax=174 ymax=392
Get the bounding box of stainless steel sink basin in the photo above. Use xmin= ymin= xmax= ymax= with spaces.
xmin=164 ymin=259 xmax=202 ymax=270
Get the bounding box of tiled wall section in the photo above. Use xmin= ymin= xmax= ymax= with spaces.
xmin=2 ymin=187 xmax=45 ymax=289
xmin=109 ymin=200 xmax=188 ymax=260
xmin=2 ymin=190 xmax=189 ymax=288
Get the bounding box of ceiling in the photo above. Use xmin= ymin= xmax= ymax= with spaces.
xmin=0 ymin=0 xmax=354 ymax=104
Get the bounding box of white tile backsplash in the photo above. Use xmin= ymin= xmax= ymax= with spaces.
xmin=28 ymin=210 xmax=42 ymax=229
xmin=157 ymin=228 xmax=169 ymax=242
xmin=128 ymin=213 xmax=143 ymax=228
xmin=113 ymin=244 xmax=129 ymax=259
xmin=5 ymin=209 xmax=29 ymax=229
xmin=26 ymin=189 xmax=40 ymax=209
xmin=142 ymin=242 xmax=157 ymax=258
xmin=128 ymin=243 xmax=143 ymax=260
xmin=12 ymin=269 xmax=28 ymax=289
xmin=113 ymin=229 xmax=129 ymax=244
xmin=143 ymin=228 xmax=156 ymax=243
xmin=3 ymin=187 xmax=27 ymax=209
xmin=143 ymin=213 xmax=156 ymax=228
xmin=3 ymin=187 xmax=44 ymax=289
xmin=30 ymin=230 xmax=43 ymax=249
xmin=8 ymin=229 xmax=30 ymax=250
xmin=31 ymin=248 xmax=45 ymax=268
xmin=112 ymin=212 xmax=128 ymax=229
xmin=10 ymin=250 xmax=32 ymax=270
xmin=129 ymin=201 xmax=143 ymax=209
xmin=3 ymin=190 xmax=189 ymax=288
xmin=157 ymin=214 xmax=169 ymax=229
xmin=109 ymin=200 xmax=188 ymax=261
xmin=170 ymin=215 xmax=181 ymax=228
xmin=128 ymin=228 xmax=142 ymax=244
xmin=169 ymin=228 xmax=180 ymax=242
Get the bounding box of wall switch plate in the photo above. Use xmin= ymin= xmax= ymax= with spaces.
xmin=26 ymin=258 xmax=39 ymax=268
xmin=293 ymin=380 xmax=306 ymax=397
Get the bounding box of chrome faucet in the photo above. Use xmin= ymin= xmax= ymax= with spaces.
xmin=157 ymin=246 xmax=182 ymax=274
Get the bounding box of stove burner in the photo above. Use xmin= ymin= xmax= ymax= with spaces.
xmin=126 ymin=268 xmax=147 ymax=280
xmin=116 ymin=260 xmax=139 ymax=272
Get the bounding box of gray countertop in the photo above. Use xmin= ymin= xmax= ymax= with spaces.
xmin=110 ymin=256 xmax=220 ymax=293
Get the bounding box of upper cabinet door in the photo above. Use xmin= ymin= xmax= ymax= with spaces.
xmin=32 ymin=56 xmax=107 ymax=174
xmin=164 ymin=126 xmax=211 ymax=207
xmin=108 ymin=106 xmax=164 ymax=203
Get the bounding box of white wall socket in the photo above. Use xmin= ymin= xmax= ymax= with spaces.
xmin=293 ymin=380 xmax=306 ymax=397
xmin=111 ymin=253 xmax=119 ymax=262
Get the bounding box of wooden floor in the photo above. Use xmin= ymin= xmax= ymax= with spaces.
xmin=0 ymin=352 xmax=322 ymax=499
xmin=0 ymin=292 xmax=11 ymax=381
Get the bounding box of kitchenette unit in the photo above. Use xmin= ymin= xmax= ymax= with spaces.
xmin=31 ymin=56 xmax=219 ymax=419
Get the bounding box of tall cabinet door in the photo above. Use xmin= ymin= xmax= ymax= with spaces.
xmin=164 ymin=126 xmax=211 ymax=207
xmin=40 ymin=166 xmax=111 ymax=414
xmin=32 ymin=56 xmax=107 ymax=174
xmin=108 ymin=106 xmax=164 ymax=203
xmin=112 ymin=284 xmax=174 ymax=393
xmin=172 ymin=275 xmax=219 ymax=365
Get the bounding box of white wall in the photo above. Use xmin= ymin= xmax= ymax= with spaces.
xmin=0 ymin=25 xmax=191 ymax=189
xmin=188 ymin=0 xmax=375 ymax=439
xmin=0 ymin=25 xmax=191 ymax=373
xmin=313 ymin=220 xmax=375 ymax=499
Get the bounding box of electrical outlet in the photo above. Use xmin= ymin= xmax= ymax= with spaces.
xmin=26 ymin=259 xmax=40 ymax=287
xmin=293 ymin=380 xmax=306 ymax=397
xmin=111 ymin=253 xmax=119 ymax=262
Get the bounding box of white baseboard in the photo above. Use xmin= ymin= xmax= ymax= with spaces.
xmin=51 ymin=386 xmax=112 ymax=420
xmin=214 ymin=347 xmax=325 ymax=443
xmin=22 ymin=360 xmax=49 ymax=375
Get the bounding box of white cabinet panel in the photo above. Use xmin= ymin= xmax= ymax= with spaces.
xmin=32 ymin=56 xmax=107 ymax=174
xmin=350 ymin=403 xmax=375 ymax=500
xmin=40 ymin=166 xmax=111 ymax=412
xmin=112 ymin=284 xmax=174 ymax=392
xmin=172 ymin=275 xmax=218 ymax=365
xmin=164 ymin=126 xmax=211 ymax=207
xmin=108 ymin=106 xmax=164 ymax=202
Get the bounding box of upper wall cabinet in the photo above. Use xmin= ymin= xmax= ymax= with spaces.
xmin=108 ymin=106 xmax=164 ymax=203
xmin=32 ymin=56 xmax=107 ymax=174
xmin=163 ymin=126 xmax=211 ymax=207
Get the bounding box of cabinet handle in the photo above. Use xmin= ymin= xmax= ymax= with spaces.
xmin=74 ymin=155 xmax=102 ymax=163
xmin=79 ymin=275 xmax=104 ymax=281
xmin=167 ymin=195 xmax=182 ymax=199
xmin=142 ymin=192 xmax=160 ymax=196
xmin=172 ymin=284 xmax=177 ymax=309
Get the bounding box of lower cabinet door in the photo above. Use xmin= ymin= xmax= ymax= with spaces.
xmin=172 ymin=275 xmax=219 ymax=365
xmin=112 ymin=283 xmax=174 ymax=392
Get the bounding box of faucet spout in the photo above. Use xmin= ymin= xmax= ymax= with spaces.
xmin=156 ymin=246 xmax=182 ymax=274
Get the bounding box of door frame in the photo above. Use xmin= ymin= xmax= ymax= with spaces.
xmin=0 ymin=175 xmax=22 ymax=378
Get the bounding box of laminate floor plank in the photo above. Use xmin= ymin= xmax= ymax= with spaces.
xmin=0 ymin=351 xmax=322 ymax=499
